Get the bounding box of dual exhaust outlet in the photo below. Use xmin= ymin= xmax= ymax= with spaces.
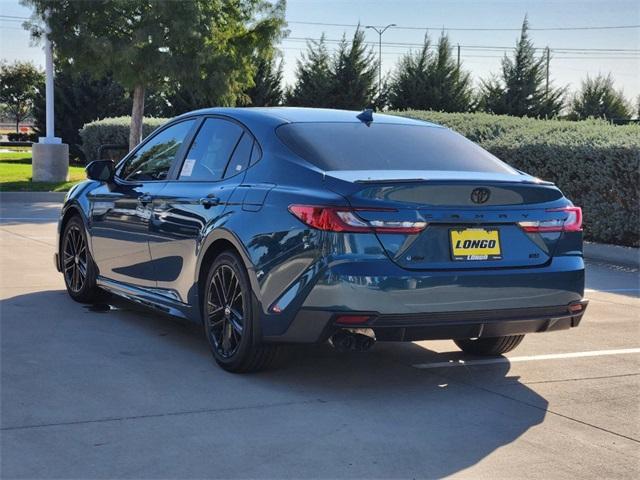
xmin=329 ymin=328 xmax=376 ymax=352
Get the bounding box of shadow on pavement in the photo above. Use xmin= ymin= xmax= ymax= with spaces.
xmin=2 ymin=289 xmax=548 ymax=479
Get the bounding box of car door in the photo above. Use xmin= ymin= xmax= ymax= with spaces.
xmin=87 ymin=119 xmax=197 ymax=287
xmin=148 ymin=116 xmax=256 ymax=303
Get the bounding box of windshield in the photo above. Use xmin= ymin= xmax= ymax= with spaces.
xmin=277 ymin=122 xmax=516 ymax=174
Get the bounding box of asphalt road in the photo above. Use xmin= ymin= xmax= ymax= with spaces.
xmin=1 ymin=200 xmax=639 ymax=479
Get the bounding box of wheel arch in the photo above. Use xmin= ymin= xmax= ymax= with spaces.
xmin=195 ymin=229 xmax=260 ymax=324
xmin=57 ymin=204 xmax=88 ymax=269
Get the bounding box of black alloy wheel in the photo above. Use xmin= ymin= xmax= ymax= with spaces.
xmin=61 ymin=216 xmax=100 ymax=302
xmin=203 ymin=251 xmax=282 ymax=372
xmin=207 ymin=263 xmax=245 ymax=359
xmin=63 ymin=224 xmax=88 ymax=293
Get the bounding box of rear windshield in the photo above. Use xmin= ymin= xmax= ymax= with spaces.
xmin=277 ymin=122 xmax=515 ymax=174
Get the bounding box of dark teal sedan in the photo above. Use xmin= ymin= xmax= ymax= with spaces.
xmin=55 ymin=108 xmax=587 ymax=372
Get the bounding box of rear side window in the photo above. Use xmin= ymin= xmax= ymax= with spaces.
xmin=277 ymin=122 xmax=515 ymax=174
xmin=250 ymin=141 xmax=262 ymax=165
xmin=179 ymin=118 xmax=243 ymax=181
xmin=224 ymin=132 xmax=253 ymax=179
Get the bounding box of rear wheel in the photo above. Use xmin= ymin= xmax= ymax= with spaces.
xmin=203 ymin=251 xmax=281 ymax=373
xmin=454 ymin=335 xmax=525 ymax=356
xmin=61 ymin=216 xmax=101 ymax=303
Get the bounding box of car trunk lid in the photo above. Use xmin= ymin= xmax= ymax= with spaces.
xmin=325 ymin=170 xmax=567 ymax=270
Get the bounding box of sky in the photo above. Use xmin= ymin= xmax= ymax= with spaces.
xmin=1 ymin=0 xmax=639 ymax=102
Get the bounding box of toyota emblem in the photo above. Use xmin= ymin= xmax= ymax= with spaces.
xmin=470 ymin=187 xmax=491 ymax=204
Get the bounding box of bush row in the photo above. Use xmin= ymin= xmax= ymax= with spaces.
xmin=393 ymin=111 xmax=639 ymax=246
xmin=79 ymin=117 xmax=168 ymax=162
xmin=6 ymin=132 xmax=38 ymax=142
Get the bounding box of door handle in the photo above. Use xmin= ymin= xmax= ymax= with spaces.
xmin=138 ymin=193 xmax=153 ymax=205
xmin=199 ymin=194 xmax=220 ymax=209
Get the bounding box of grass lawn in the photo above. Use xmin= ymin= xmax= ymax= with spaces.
xmin=0 ymin=150 xmax=86 ymax=192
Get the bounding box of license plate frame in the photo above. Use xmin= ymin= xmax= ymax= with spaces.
xmin=450 ymin=228 xmax=502 ymax=261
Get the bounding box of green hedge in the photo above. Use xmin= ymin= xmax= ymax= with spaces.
xmin=79 ymin=116 xmax=169 ymax=163
xmin=392 ymin=111 xmax=639 ymax=247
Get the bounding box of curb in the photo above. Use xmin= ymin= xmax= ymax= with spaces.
xmin=0 ymin=191 xmax=67 ymax=203
xmin=583 ymin=242 xmax=639 ymax=269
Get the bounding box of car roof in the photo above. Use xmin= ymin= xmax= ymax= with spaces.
xmin=176 ymin=107 xmax=442 ymax=128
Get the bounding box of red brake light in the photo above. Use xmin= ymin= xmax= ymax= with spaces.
xmin=519 ymin=206 xmax=582 ymax=233
xmin=288 ymin=205 xmax=427 ymax=234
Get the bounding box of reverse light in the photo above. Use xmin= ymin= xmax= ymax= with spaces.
xmin=519 ymin=206 xmax=582 ymax=233
xmin=288 ymin=205 xmax=427 ymax=234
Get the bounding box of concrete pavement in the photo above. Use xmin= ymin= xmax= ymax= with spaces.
xmin=1 ymin=201 xmax=639 ymax=479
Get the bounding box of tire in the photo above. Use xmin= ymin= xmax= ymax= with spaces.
xmin=454 ymin=335 xmax=525 ymax=356
xmin=203 ymin=251 xmax=281 ymax=373
xmin=61 ymin=215 xmax=101 ymax=303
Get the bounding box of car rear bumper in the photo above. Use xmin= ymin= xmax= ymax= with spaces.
xmin=262 ymin=255 xmax=586 ymax=343
xmin=268 ymin=300 xmax=588 ymax=343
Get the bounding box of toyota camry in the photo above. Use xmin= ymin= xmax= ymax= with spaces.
xmin=55 ymin=108 xmax=587 ymax=372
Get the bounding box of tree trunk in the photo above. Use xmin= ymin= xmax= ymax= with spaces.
xmin=129 ymin=84 xmax=145 ymax=151
xmin=15 ymin=116 xmax=19 ymax=133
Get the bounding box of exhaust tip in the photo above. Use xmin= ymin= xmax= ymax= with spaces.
xmin=329 ymin=328 xmax=376 ymax=352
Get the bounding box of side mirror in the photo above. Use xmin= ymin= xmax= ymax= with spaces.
xmin=86 ymin=160 xmax=115 ymax=183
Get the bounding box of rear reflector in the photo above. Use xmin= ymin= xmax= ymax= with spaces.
xmin=334 ymin=314 xmax=372 ymax=324
xmin=568 ymin=303 xmax=584 ymax=313
xmin=288 ymin=205 xmax=427 ymax=234
xmin=519 ymin=206 xmax=582 ymax=233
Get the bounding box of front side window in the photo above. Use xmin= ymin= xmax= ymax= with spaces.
xmin=179 ymin=118 xmax=243 ymax=181
xmin=119 ymin=120 xmax=195 ymax=181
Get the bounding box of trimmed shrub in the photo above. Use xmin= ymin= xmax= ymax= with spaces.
xmin=392 ymin=111 xmax=639 ymax=246
xmin=7 ymin=132 xmax=38 ymax=142
xmin=79 ymin=116 xmax=168 ymax=163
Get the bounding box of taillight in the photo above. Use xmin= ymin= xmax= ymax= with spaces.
xmin=288 ymin=205 xmax=427 ymax=234
xmin=519 ymin=206 xmax=582 ymax=233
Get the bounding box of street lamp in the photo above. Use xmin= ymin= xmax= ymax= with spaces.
xmin=32 ymin=8 xmax=69 ymax=183
xmin=366 ymin=23 xmax=396 ymax=93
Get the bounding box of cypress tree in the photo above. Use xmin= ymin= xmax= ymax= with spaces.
xmin=479 ymin=16 xmax=564 ymax=117
xmin=389 ymin=33 xmax=473 ymax=111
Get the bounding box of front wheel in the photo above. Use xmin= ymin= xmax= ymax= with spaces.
xmin=454 ymin=335 xmax=525 ymax=356
xmin=203 ymin=251 xmax=281 ymax=373
xmin=61 ymin=216 xmax=101 ymax=303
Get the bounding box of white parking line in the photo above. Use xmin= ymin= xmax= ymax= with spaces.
xmin=0 ymin=218 xmax=58 ymax=221
xmin=585 ymin=288 xmax=639 ymax=293
xmin=413 ymin=348 xmax=640 ymax=369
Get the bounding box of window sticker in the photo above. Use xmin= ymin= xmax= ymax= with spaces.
xmin=180 ymin=158 xmax=196 ymax=177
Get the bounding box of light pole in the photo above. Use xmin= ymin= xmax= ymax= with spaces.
xmin=365 ymin=23 xmax=396 ymax=93
xmin=32 ymin=8 xmax=69 ymax=183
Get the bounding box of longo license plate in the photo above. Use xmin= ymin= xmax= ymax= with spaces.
xmin=450 ymin=228 xmax=502 ymax=261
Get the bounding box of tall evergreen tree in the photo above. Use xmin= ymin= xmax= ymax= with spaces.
xmin=246 ymin=55 xmax=284 ymax=106
xmin=328 ymin=27 xmax=378 ymax=109
xmin=568 ymin=74 xmax=631 ymax=121
xmin=287 ymin=28 xmax=378 ymax=109
xmin=388 ymin=33 xmax=473 ymax=111
xmin=286 ymin=35 xmax=333 ymax=107
xmin=479 ymin=17 xmax=564 ymax=117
